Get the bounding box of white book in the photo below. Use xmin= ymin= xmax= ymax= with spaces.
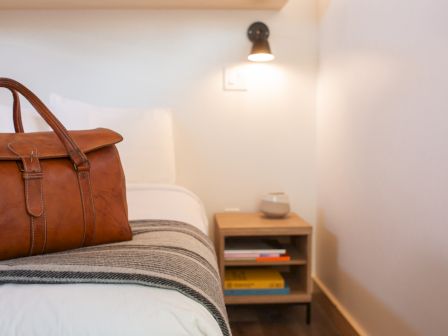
xmin=224 ymin=239 xmax=286 ymax=255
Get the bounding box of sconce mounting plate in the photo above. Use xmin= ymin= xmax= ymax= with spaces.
xmin=247 ymin=22 xmax=270 ymax=42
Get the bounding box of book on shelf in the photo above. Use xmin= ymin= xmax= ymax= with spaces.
xmin=224 ymin=286 xmax=290 ymax=296
xmin=224 ymin=268 xmax=285 ymax=289
xmin=224 ymin=255 xmax=291 ymax=262
xmin=224 ymin=253 xmax=280 ymax=259
xmin=224 ymin=257 xmax=259 ymax=262
xmin=256 ymin=255 xmax=291 ymax=262
xmin=224 ymin=238 xmax=286 ymax=256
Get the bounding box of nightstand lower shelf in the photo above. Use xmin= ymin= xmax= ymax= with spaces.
xmin=224 ymin=291 xmax=311 ymax=305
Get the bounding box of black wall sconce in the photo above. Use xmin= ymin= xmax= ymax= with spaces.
xmin=247 ymin=22 xmax=274 ymax=62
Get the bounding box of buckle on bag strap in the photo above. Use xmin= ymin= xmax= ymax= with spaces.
xmin=73 ymin=159 xmax=90 ymax=172
xmin=8 ymin=142 xmax=47 ymax=255
xmin=7 ymin=143 xmax=44 ymax=217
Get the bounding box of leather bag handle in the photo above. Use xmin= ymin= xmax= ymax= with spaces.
xmin=0 ymin=78 xmax=89 ymax=169
xmin=3 ymin=87 xmax=25 ymax=133
xmin=11 ymin=89 xmax=24 ymax=133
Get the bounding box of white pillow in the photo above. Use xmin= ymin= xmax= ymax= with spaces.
xmin=48 ymin=94 xmax=92 ymax=130
xmin=49 ymin=94 xmax=176 ymax=184
xmin=0 ymin=105 xmax=47 ymax=132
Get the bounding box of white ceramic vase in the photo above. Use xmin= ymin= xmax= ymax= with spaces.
xmin=260 ymin=192 xmax=290 ymax=218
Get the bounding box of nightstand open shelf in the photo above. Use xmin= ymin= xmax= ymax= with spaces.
xmin=214 ymin=212 xmax=313 ymax=323
xmin=224 ymin=270 xmax=311 ymax=304
xmin=224 ymin=245 xmax=307 ymax=267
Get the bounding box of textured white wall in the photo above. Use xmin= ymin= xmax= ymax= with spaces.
xmin=0 ymin=1 xmax=318 ymax=224
xmin=317 ymin=0 xmax=448 ymax=335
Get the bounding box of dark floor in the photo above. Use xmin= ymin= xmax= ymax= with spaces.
xmin=227 ymin=293 xmax=346 ymax=336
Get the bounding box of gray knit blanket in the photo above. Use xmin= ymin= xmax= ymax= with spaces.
xmin=0 ymin=220 xmax=231 ymax=336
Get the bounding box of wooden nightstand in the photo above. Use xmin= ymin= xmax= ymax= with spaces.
xmin=214 ymin=212 xmax=313 ymax=323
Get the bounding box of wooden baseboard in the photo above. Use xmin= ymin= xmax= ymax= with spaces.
xmin=313 ymin=277 xmax=367 ymax=336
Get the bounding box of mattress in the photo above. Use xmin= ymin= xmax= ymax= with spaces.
xmin=0 ymin=184 xmax=223 ymax=336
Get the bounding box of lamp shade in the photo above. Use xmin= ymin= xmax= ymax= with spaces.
xmin=248 ymin=39 xmax=274 ymax=62
xmin=247 ymin=22 xmax=274 ymax=62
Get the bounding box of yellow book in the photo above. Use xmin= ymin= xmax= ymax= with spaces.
xmin=224 ymin=268 xmax=284 ymax=289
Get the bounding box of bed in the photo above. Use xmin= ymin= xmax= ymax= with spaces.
xmin=0 ymin=184 xmax=230 ymax=336
xmin=0 ymin=95 xmax=230 ymax=335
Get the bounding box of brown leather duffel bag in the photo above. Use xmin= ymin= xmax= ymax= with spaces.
xmin=0 ymin=78 xmax=132 ymax=261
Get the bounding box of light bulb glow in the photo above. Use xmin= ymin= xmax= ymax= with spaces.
xmin=248 ymin=53 xmax=275 ymax=62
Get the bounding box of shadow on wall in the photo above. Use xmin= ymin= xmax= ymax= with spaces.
xmin=315 ymin=210 xmax=419 ymax=336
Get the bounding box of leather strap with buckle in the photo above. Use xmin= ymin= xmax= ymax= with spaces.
xmin=8 ymin=142 xmax=46 ymax=255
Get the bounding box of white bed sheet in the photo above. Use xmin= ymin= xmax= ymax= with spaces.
xmin=0 ymin=184 xmax=222 ymax=336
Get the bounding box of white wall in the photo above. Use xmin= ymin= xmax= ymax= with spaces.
xmin=317 ymin=0 xmax=448 ymax=335
xmin=0 ymin=1 xmax=318 ymax=225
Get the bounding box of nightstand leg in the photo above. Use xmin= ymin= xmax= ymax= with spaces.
xmin=306 ymin=303 xmax=312 ymax=324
